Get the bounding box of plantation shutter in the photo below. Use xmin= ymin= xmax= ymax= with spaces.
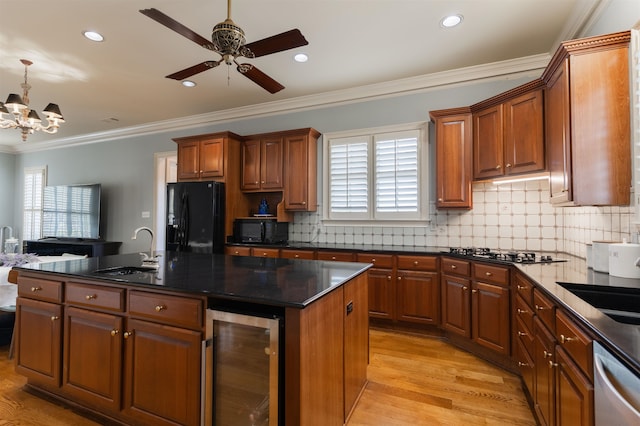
xmin=329 ymin=137 xmax=369 ymax=218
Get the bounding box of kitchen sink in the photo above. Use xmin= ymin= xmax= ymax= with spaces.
xmin=557 ymin=283 xmax=640 ymax=325
xmin=93 ymin=266 xmax=158 ymax=276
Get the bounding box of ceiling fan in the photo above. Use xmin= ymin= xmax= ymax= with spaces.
xmin=140 ymin=0 xmax=308 ymax=93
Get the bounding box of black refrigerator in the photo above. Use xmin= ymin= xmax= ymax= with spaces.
xmin=166 ymin=181 xmax=225 ymax=253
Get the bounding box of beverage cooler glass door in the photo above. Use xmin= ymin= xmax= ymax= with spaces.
xmin=210 ymin=310 xmax=280 ymax=426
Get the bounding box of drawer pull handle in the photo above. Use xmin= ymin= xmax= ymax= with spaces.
xmin=560 ymin=335 xmax=574 ymax=344
xmin=85 ymin=294 xmax=97 ymax=300
xmin=155 ymin=304 xmax=166 ymax=312
xmin=543 ymin=350 xmax=552 ymax=359
xmin=31 ymin=286 xmax=42 ymax=292
xmin=110 ymin=329 xmax=119 ymax=337
xmin=517 ymin=308 xmax=528 ymax=315
xmin=451 ymin=265 xmax=457 ymax=269
xmin=50 ymin=316 xmax=59 ymax=321
xmin=518 ymin=331 xmax=527 ymax=337
xmin=124 ymin=331 xmax=134 ymax=339
xmin=518 ymin=361 xmax=529 ymax=367
xmin=535 ymin=304 xmax=546 ymax=311
xmin=517 ymin=285 xmax=528 ymax=291
xmin=548 ymin=360 xmax=558 ymax=368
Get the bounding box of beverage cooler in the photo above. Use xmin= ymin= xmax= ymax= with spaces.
xmin=205 ymin=309 xmax=281 ymax=426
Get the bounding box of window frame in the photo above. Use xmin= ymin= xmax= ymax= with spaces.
xmin=322 ymin=122 xmax=429 ymax=225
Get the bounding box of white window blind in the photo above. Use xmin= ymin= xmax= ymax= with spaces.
xmin=23 ymin=166 xmax=47 ymax=241
xmin=324 ymin=124 xmax=428 ymax=223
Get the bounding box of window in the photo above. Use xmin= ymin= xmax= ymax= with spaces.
xmin=323 ymin=123 xmax=428 ymax=223
xmin=23 ymin=166 xmax=47 ymax=241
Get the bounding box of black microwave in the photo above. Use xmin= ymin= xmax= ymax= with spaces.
xmin=233 ymin=218 xmax=289 ymax=244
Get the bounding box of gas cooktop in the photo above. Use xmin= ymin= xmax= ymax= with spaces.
xmin=447 ymin=247 xmax=568 ymax=264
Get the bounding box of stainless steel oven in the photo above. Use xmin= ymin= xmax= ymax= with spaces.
xmin=593 ymin=341 xmax=640 ymax=425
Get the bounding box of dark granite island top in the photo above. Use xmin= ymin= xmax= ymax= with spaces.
xmin=14 ymin=251 xmax=371 ymax=309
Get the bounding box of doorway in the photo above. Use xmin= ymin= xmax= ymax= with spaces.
xmin=153 ymin=152 xmax=177 ymax=252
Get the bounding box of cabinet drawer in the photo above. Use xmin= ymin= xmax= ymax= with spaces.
xmin=317 ymin=251 xmax=354 ymax=262
xmin=515 ymin=315 xmax=534 ymax=356
xmin=17 ymin=275 xmax=63 ymax=303
xmin=356 ymin=253 xmax=393 ymax=269
xmin=65 ymin=282 xmax=125 ymax=312
xmin=513 ymin=273 xmax=534 ymax=308
xmin=473 ymin=263 xmax=510 ymax=286
xmin=556 ymin=309 xmax=593 ymax=379
xmin=280 ymin=249 xmax=315 ymax=260
xmin=225 ymin=246 xmax=251 ymax=256
xmin=396 ymin=255 xmax=437 ymax=271
xmin=515 ymin=294 xmax=534 ymax=332
xmin=533 ymin=288 xmax=556 ymax=333
xmin=129 ymin=291 xmax=204 ymax=329
xmin=251 ymin=248 xmax=280 ymax=258
xmin=441 ymin=257 xmax=471 ymax=277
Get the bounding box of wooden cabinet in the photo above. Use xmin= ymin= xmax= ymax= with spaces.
xmin=241 ymin=136 xmax=284 ymax=191
xmin=471 ymin=263 xmax=510 ymax=356
xmin=283 ymin=128 xmax=320 ymax=211
xmin=429 ymin=108 xmax=473 ymax=209
xmin=542 ymin=31 xmax=632 ymax=206
xmin=534 ymin=315 xmax=557 ymax=426
xmin=472 ymin=82 xmax=545 ymax=180
xmin=441 ymin=257 xmax=472 ymax=337
xmin=396 ymin=255 xmax=439 ymax=325
xmin=176 ymin=136 xmax=225 ymax=180
xmin=356 ymin=253 xmax=394 ymax=320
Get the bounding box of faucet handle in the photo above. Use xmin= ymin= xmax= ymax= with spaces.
xmin=139 ymin=252 xmax=151 ymax=261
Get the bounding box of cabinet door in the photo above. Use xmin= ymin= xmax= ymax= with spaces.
xmin=15 ymin=297 xmax=62 ymax=387
xmin=440 ymin=274 xmax=471 ymax=338
xmin=176 ymin=140 xmax=201 ymax=180
xmin=473 ymin=104 xmax=504 ymax=180
xmin=367 ymin=268 xmax=394 ymax=320
xmin=534 ymin=317 xmax=556 ymax=426
xmin=434 ymin=112 xmax=472 ymax=208
xmin=504 ymin=89 xmax=545 ymax=175
xmin=63 ymin=306 xmax=123 ymax=411
xmin=472 ymin=282 xmax=510 ymax=356
xmin=199 ymin=138 xmax=224 ymax=178
xmin=556 ymin=347 xmax=594 ymax=426
xmin=545 ymin=60 xmax=572 ymax=205
xmin=284 ymin=133 xmax=316 ymax=210
xmin=261 ymin=137 xmax=284 ymax=190
xmin=241 ymin=139 xmax=261 ymax=190
xmin=396 ymin=270 xmax=439 ymax=325
xmin=123 ymin=318 xmax=202 ymax=426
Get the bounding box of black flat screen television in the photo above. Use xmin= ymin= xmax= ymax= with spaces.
xmin=42 ymin=183 xmax=102 ymax=240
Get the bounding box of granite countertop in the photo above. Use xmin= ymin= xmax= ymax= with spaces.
xmin=14 ymin=251 xmax=372 ymax=309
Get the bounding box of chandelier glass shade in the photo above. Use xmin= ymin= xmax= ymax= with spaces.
xmin=0 ymin=59 xmax=65 ymax=141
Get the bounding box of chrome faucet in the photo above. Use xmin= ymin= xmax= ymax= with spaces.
xmin=0 ymin=226 xmax=13 ymax=254
xmin=131 ymin=226 xmax=160 ymax=265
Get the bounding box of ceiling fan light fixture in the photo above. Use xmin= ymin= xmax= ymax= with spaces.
xmin=294 ymin=53 xmax=308 ymax=63
xmin=83 ymin=30 xmax=104 ymax=42
xmin=441 ymin=14 xmax=463 ymax=28
xmin=211 ymin=19 xmax=246 ymax=56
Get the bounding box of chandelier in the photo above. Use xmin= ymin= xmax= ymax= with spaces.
xmin=0 ymin=59 xmax=65 ymax=141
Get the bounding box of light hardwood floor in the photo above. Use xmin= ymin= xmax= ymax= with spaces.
xmin=0 ymin=328 xmax=536 ymax=425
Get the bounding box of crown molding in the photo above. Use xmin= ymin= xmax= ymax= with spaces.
xmin=6 ymin=53 xmax=550 ymax=154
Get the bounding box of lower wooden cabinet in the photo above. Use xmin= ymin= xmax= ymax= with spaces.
xmin=555 ymin=346 xmax=593 ymax=426
xmin=441 ymin=274 xmax=471 ymax=337
xmin=367 ymin=267 xmax=395 ymax=320
xmin=397 ymin=269 xmax=439 ymax=325
xmin=472 ymin=281 xmax=510 ymax=355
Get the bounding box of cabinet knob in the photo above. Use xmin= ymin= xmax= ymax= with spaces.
xmin=294 ymin=254 xmax=300 ymax=258
xmin=535 ymin=304 xmax=546 ymax=311
xmin=413 ymin=261 xmax=419 ymax=266
xmin=548 ymin=360 xmax=558 ymax=368
xmin=85 ymin=294 xmax=97 ymax=300
xmin=450 ymin=264 xmax=457 ymax=269
xmin=261 ymin=181 xmax=265 ymax=184
xmin=50 ymin=316 xmax=59 ymax=321
xmin=31 ymin=286 xmax=42 ymax=292
xmin=506 ymin=163 xmax=512 ymax=168
xmin=302 ymin=201 xmax=306 ymax=205
xmin=438 ymin=198 xmax=443 ymax=202
xmin=543 ymin=350 xmax=552 ymax=359
xmin=387 ymin=275 xmax=392 ymax=280
xmin=471 ymin=289 xmax=477 ymax=293
xmin=518 ymin=331 xmax=527 ymax=337
xmin=517 ymin=308 xmax=527 ymax=315
xmin=517 ymin=285 xmax=528 ymax=291
xmin=518 ymin=361 xmax=529 ymax=368
xmin=495 ymin=164 xmax=501 ymax=170
xmin=110 ymin=329 xmax=119 ymax=337
xmin=124 ymin=331 xmax=134 ymax=339
xmin=234 ymin=250 xmax=239 ymax=255
xmin=398 ymin=277 xmax=402 ymax=281
xmin=371 ymin=258 xmax=376 ymax=263
xmin=560 ymin=334 xmax=574 ymax=344
xmin=462 ymin=286 xmax=468 ymax=291
xmin=155 ymin=304 xmax=166 ymax=312
xmin=485 ymin=272 xmax=492 ymax=276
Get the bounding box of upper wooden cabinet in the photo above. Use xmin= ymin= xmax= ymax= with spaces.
xmin=542 ymin=31 xmax=632 ymax=206
xmin=471 ymin=81 xmax=545 ymax=180
xmin=429 ymin=107 xmax=473 ymax=209
xmin=241 ymin=136 xmax=284 ymax=191
xmin=173 ymin=131 xmax=243 ymax=182
xmin=283 ymin=128 xmax=320 ymax=211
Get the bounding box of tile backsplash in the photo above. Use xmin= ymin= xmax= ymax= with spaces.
xmin=290 ymin=179 xmax=637 ymax=259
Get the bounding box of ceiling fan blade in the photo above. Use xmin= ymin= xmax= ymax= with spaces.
xmin=244 ymin=29 xmax=308 ymax=57
xmin=140 ymin=8 xmax=214 ymax=50
xmin=166 ymin=61 xmax=220 ymax=80
xmin=237 ymin=64 xmax=285 ymax=94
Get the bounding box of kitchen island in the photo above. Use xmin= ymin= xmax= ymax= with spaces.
xmin=11 ymin=252 xmax=371 ymax=426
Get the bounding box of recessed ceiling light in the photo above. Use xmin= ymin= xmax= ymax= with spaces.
xmin=440 ymin=14 xmax=463 ymax=28
xmin=83 ymin=31 xmax=104 ymax=42
xmin=182 ymin=80 xmax=196 ymax=87
xmin=294 ymin=53 xmax=308 ymax=63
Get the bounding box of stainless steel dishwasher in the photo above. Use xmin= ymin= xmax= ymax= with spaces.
xmin=593 ymin=341 xmax=640 ymax=425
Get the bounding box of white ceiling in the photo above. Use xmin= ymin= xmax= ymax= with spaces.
xmin=0 ymin=0 xmax=622 ymax=152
